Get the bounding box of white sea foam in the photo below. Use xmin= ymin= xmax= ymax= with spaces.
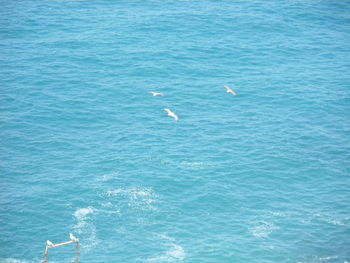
xmin=0 ymin=259 xmax=33 ymax=263
xmin=72 ymin=207 xmax=98 ymax=251
xmin=328 ymin=219 xmax=345 ymax=226
xmin=306 ymin=255 xmax=339 ymax=262
xmin=100 ymin=202 xmax=121 ymax=214
xmin=166 ymin=244 xmax=185 ymax=260
xmin=179 ymin=161 xmax=213 ymax=170
xmin=249 ymin=221 xmax=279 ymax=238
xmin=298 ymin=255 xmax=341 ymax=263
xmin=98 ymin=172 xmax=119 ymax=182
xmin=101 ymin=201 xmax=113 ymax=207
xmin=147 ymin=246 xmax=185 ymax=262
xmin=318 ymin=256 xmax=338 ymax=261
xmin=146 ymin=235 xmax=185 ymax=262
xmin=105 ymin=187 xmax=157 ymax=211
xmin=313 ymin=212 xmax=348 ymax=226
xmin=181 ymin=161 xmax=205 ymax=167
xmin=73 ymin=206 xmax=95 ymax=219
xmin=269 ymin=211 xmax=285 ymax=217
xmin=0 ymin=259 xmax=50 ymax=263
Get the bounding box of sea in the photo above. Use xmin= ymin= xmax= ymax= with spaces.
xmin=0 ymin=1 xmax=349 ymax=262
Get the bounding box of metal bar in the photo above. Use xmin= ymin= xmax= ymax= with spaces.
xmin=42 ymin=238 xmax=79 ymax=262
xmin=51 ymin=240 xmax=75 ymax=248
xmin=75 ymin=242 xmax=79 ymax=263
xmin=42 ymin=246 xmax=49 ymax=263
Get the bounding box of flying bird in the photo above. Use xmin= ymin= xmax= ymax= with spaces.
xmin=164 ymin=108 xmax=179 ymax=121
xmin=150 ymin=92 xmax=164 ymax=96
xmin=224 ymin=85 xmax=237 ymax=96
xmin=70 ymin=233 xmax=79 ymax=242
xmin=47 ymin=240 xmax=54 ymax=247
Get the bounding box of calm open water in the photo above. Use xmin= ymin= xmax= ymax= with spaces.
xmin=1 ymin=1 xmax=350 ymax=262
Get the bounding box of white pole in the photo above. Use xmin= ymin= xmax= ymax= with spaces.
xmin=51 ymin=240 xmax=75 ymax=248
xmin=41 ymin=237 xmax=79 ymax=263
xmin=75 ymin=241 xmax=79 ymax=263
xmin=42 ymin=246 xmax=49 ymax=263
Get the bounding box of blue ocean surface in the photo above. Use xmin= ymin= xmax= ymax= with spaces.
xmin=1 ymin=1 xmax=350 ymax=262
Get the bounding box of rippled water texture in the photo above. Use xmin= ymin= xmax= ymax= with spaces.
xmin=1 ymin=1 xmax=350 ymax=262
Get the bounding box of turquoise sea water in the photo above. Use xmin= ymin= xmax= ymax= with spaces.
xmin=1 ymin=1 xmax=350 ymax=262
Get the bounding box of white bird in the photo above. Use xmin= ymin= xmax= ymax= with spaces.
xmin=69 ymin=233 xmax=79 ymax=242
xmin=164 ymin=108 xmax=179 ymax=121
xmin=46 ymin=240 xmax=54 ymax=247
xmin=224 ymin=85 xmax=237 ymax=96
xmin=150 ymin=91 xmax=164 ymax=96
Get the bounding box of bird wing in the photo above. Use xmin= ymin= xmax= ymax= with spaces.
xmin=225 ymin=86 xmax=235 ymax=92
xmin=164 ymin=109 xmax=179 ymax=120
xmin=169 ymin=112 xmax=179 ymax=120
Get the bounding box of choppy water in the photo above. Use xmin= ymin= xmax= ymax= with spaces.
xmin=1 ymin=1 xmax=350 ymax=262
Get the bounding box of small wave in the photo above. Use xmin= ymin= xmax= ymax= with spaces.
xmin=148 ymin=158 xmax=212 ymax=170
xmin=269 ymin=211 xmax=286 ymax=217
xmin=179 ymin=161 xmax=212 ymax=170
xmin=318 ymin=256 xmax=338 ymax=261
xmin=106 ymin=188 xmax=154 ymax=200
xmin=300 ymin=255 xmax=339 ymax=263
xmin=313 ymin=213 xmax=349 ymax=226
xmin=181 ymin=161 xmax=205 ymax=167
xmin=328 ymin=219 xmax=345 ymax=226
xmin=179 ymin=160 xmax=214 ymax=170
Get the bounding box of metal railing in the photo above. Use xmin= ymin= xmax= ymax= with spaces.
xmin=42 ymin=233 xmax=79 ymax=263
